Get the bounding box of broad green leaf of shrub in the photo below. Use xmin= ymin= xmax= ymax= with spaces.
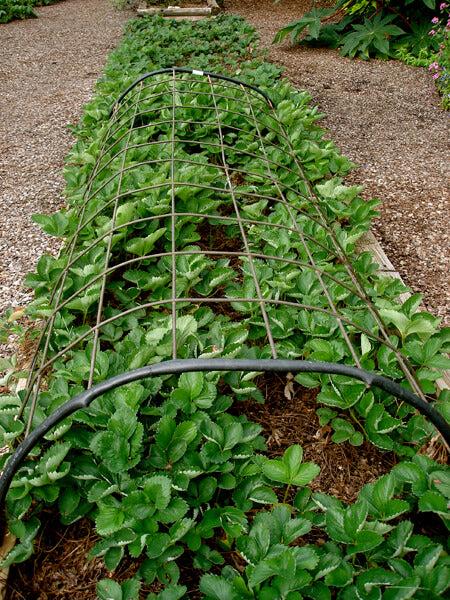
xmin=273 ymin=8 xmax=335 ymax=44
xmin=340 ymin=14 xmax=405 ymax=60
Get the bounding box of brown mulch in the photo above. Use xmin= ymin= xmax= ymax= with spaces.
xmin=225 ymin=0 xmax=450 ymax=325
xmin=239 ymin=373 xmax=396 ymax=504
xmin=5 ymin=513 xmax=161 ymax=600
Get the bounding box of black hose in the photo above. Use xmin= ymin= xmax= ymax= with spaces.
xmin=1 ymin=358 xmax=448 ymax=514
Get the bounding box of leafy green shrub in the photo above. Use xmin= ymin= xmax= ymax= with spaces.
xmin=1 ymin=14 xmax=449 ymax=598
xmin=0 ymin=0 xmax=59 ymax=24
xmin=274 ymin=1 xmax=438 ymax=57
xmin=275 ymin=0 xmax=449 ymax=107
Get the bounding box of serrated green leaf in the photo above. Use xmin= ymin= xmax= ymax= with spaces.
xmin=199 ymin=574 xmax=235 ymax=600
xmin=96 ymin=506 xmax=125 ymax=537
xmin=125 ymin=228 xmax=165 ymax=256
xmin=291 ymin=463 xmax=321 ymax=486
xmin=97 ymin=579 xmax=122 ymax=600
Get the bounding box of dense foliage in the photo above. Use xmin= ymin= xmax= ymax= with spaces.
xmin=0 ymin=0 xmax=59 ymax=24
xmin=0 ymin=14 xmax=449 ymax=599
xmin=275 ymin=0 xmax=450 ymax=108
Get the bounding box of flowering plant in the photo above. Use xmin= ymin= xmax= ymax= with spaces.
xmin=428 ymin=2 xmax=450 ymax=108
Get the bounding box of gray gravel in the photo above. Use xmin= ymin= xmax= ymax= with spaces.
xmin=227 ymin=0 xmax=450 ymax=324
xmin=0 ymin=0 xmax=130 ymax=317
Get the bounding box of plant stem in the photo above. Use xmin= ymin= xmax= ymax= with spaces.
xmin=350 ymin=408 xmax=368 ymax=439
xmin=283 ymin=484 xmax=291 ymax=503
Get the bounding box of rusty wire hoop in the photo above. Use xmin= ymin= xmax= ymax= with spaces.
xmin=1 ymin=68 xmax=448 ymax=507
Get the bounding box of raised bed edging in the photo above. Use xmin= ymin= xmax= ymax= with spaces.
xmin=137 ymin=0 xmax=220 ymax=18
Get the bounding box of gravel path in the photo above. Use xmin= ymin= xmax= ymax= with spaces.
xmin=226 ymin=0 xmax=450 ymax=323
xmin=0 ymin=0 xmax=130 ymax=317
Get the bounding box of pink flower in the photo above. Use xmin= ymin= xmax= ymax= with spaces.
xmin=440 ymin=2 xmax=448 ymax=10
xmin=432 ymin=16 xmax=439 ymax=24
xmin=429 ymin=61 xmax=439 ymax=70
xmin=429 ymin=29 xmax=436 ymax=35
xmin=432 ymin=73 xmax=440 ymax=79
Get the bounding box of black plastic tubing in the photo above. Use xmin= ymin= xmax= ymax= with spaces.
xmin=111 ymin=67 xmax=274 ymax=114
xmin=0 ymin=358 xmax=449 ymax=508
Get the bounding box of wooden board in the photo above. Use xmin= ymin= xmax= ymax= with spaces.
xmin=138 ymin=7 xmax=212 ymax=16
xmin=137 ymin=1 xmax=219 ymax=17
xmin=358 ymin=231 xmax=450 ymax=392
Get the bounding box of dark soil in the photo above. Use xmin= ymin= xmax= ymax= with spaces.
xmin=5 ymin=513 xmax=161 ymax=600
xmin=240 ymin=372 xmax=396 ymax=503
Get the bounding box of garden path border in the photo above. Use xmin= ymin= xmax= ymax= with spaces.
xmin=137 ymin=0 xmax=220 ymax=17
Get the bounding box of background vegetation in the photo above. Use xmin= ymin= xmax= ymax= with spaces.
xmin=0 ymin=0 xmax=60 ymax=24
xmin=275 ymin=0 xmax=450 ymax=109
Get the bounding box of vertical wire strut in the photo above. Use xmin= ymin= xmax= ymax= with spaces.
xmin=20 ymin=99 xmax=125 ymax=430
xmin=87 ymin=83 xmax=145 ymax=388
xmin=241 ymin=85 xmax=361 ymax=368
xmin=171 ymin=70 xmax=178 ymax=359
xmin=207 ymin=74 xmax=277 ymax=359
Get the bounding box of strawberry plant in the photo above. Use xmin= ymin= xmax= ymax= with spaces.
xmin=1 ymin=14 xmax=449 ymax=599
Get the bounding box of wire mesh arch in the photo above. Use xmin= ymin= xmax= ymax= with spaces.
xmin=1 ymin=67 xmax=449 ymax=506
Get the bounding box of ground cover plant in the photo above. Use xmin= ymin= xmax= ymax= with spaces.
xmin=275 ymin=0 xmax=450 ymax=109
xmin=0 ymin=0 xmax=60 ymax=24
xmin=1 ymin=13 xmax=449 ymax=600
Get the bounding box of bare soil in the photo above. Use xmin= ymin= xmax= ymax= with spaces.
xmin=225 ymin=0 xmax=450 ymax=324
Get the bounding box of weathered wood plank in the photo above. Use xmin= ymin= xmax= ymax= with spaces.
xmin=207 ymin=0 xmax=220 ymax=14
xmin=137 ymin=6 xmax=213 ymax=17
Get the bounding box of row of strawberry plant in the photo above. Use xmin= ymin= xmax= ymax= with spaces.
xmin=22 ymin=16 xmax=449 ymax=454
xmin=0 ymin=14 xmax=449 ymax=600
